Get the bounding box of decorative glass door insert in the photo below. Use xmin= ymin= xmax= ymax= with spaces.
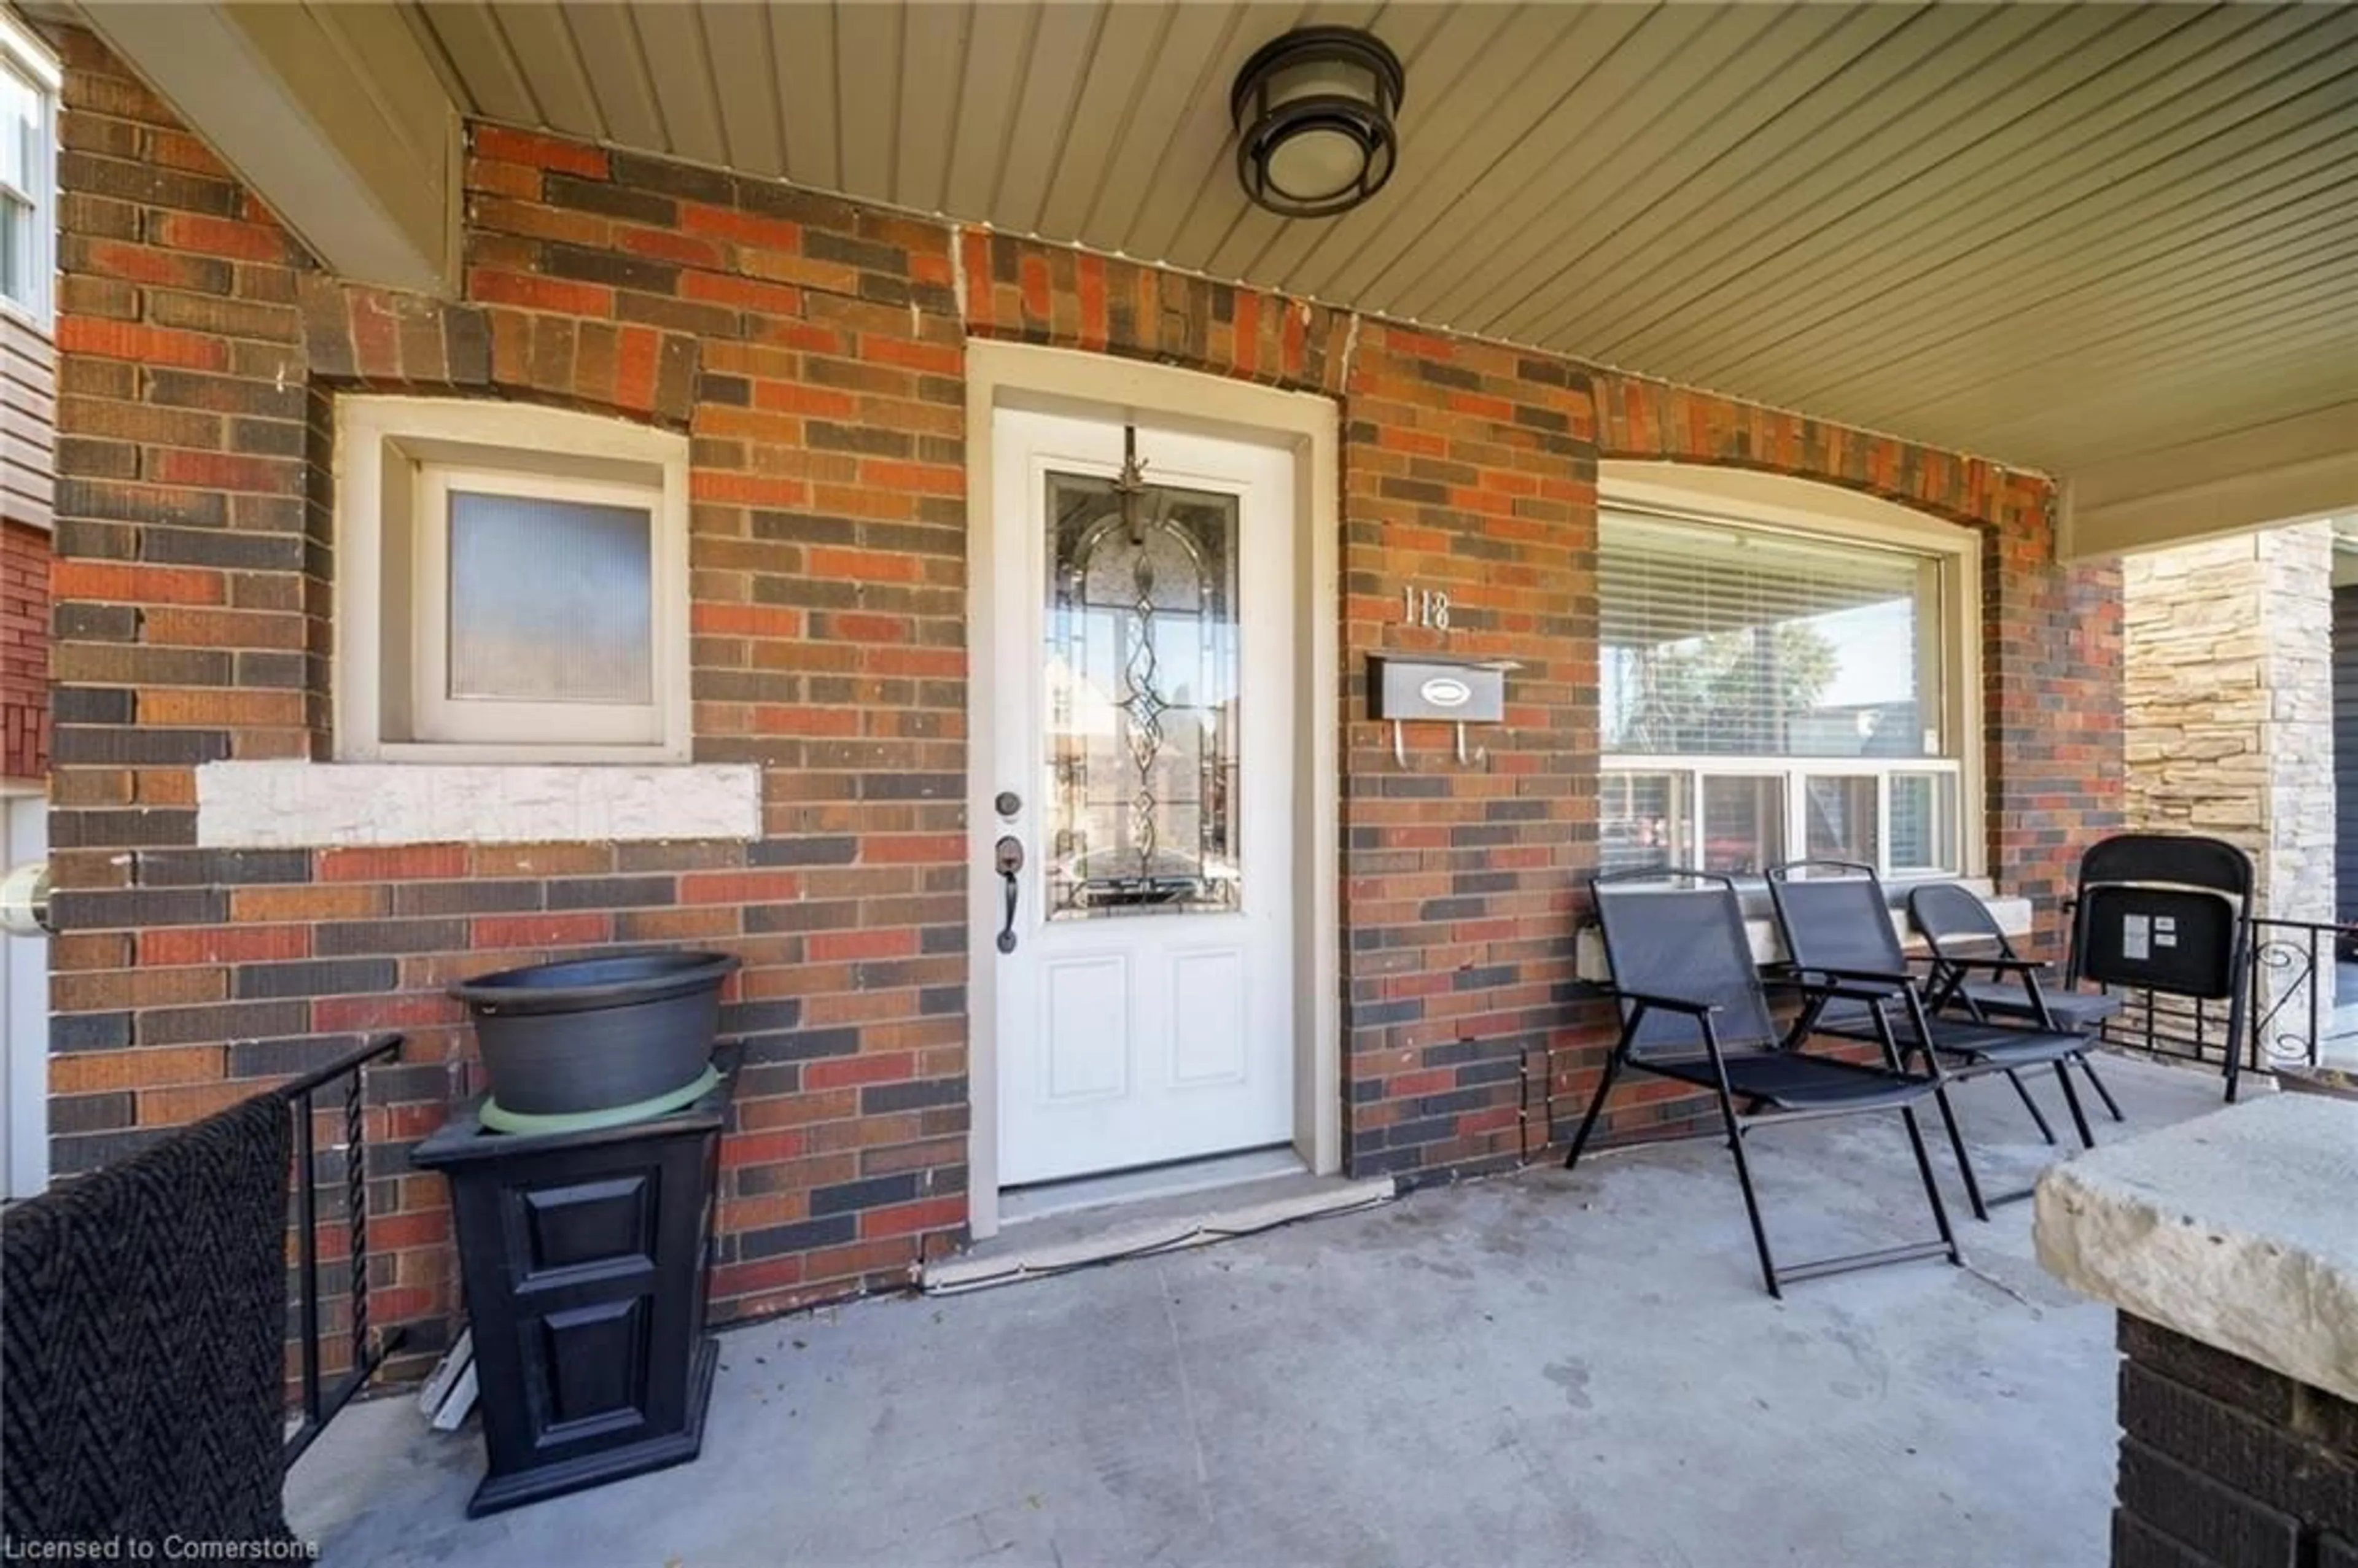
xmin=1043 ymin=470 xmax=1240 ymax=919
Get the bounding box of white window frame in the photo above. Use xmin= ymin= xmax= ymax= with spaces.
xmin=1598 ymin=462 xmax=1986 ymax=882
xmin=335 ymin=397 xmax=692 ymax=764
xmin=1603 ymin=759 xmax=1966 ymax=875
xmin=0 ymin=10 xmax=58 ymax=328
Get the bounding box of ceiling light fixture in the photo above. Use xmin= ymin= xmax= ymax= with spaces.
xmin=1231 ymin=26 xmax=1405 ymax=219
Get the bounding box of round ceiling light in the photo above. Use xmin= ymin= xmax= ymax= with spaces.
xmin=1231 ymin=26 xmax=1406 ymax=219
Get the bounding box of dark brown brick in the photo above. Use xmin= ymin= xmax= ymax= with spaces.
xmin=235 ymin=958 xmax=399 ymax=999
xmin=543 ymin=173 xmax=676 ymax=227
xmin=136 ymin=998 xmax=311 ymax=1046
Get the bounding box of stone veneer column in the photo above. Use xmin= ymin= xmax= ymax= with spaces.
xmin=2036 ymin=1095 xmax=2358 ymax=1567
xmin=2122 ymin=521 xmax=2338 ymax=1055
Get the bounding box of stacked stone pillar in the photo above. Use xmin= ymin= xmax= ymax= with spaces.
xmin=2122 ymin=521 xmax=2339 ymax=1062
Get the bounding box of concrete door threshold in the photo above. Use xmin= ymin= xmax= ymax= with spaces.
xmin=926 ymin=1163 xmax=1398 ymax=1295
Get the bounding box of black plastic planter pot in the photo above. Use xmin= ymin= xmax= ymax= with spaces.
xmin=450 ymin=950 xmax=739 ymax=1123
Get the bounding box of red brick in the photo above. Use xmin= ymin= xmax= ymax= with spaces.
xmin=680 ymin=271 xmax=801 ymax=314
xmin=317 ymin=845 xmax=469 ymax=882
xmin=472 ymin=912 xmax=610 ymax=948
xmin=679 ymin=203 xmax=798 ymax=250
xmin=679 ymin=870 xmax=801 ymax=904
xmin=472 ymin=125 xmax=609 ymax=179
xmin=693 ymin=603 xmax=803 ymax=639
xmin=469 ymin=268 xmax=615 ymax=317
xmin=53 ymin=317 xmax=226 ymax=371
xmin=311 ymin=992 xmax=462 ymax=1033
xmin=141 ymin=924 xmax=309 ymax=967
xmin=146 ymin=448 xmax=299 ymax=495
xmin=808 ymin=928 xmax=917 ymax=963
xmin=691 ymin=472 xmax=809 ymax=507
xmin=148 ymin=211 xmax=290 ymax=263
xmin=52 ymin=1046 xmax=224 ymax=1093
xmin=51 ymin=561 xmax=222 ymax=606
xmin=615 ymin=225 xmax=726 ymax=268
xmin=803 ymin=1052 xmax=914 ymax=1090
xmin=858 ymin=1195 xmax=967 ymax=1240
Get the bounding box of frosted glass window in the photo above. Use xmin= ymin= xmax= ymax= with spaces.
xmin=446 ymin=491 xmax=654 ymax=705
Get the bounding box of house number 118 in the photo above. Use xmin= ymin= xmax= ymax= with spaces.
xmin=1403 ymin=585 xmax=1451 ymax=631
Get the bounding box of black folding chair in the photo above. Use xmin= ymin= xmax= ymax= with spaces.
xmin=1907 ymin=881 xmax=2126 ymax=1133
xmin=1765 ymin=860 xmax=2104 ymax=1220
xmin=2066 ymin=833 xmax=2254 ymax=1103
xmin=1565 ymin=869 xmax=1962 ymax=1298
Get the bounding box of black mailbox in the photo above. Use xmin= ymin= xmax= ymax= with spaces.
xmin=1367 ymin=654 xmax=1511 ymax=723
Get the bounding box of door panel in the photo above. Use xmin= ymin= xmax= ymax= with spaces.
xmin=1169 ymin=950 xmax=1247 ymax=1085
xmin=1043 ymin=955 xmax=1129 ymax=1101
xmin=991 ymin=411 xmax=1297 ymax=1187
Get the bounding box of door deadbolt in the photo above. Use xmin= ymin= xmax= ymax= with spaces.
xmin=995 ymin=791 xmax=1022 ymax=820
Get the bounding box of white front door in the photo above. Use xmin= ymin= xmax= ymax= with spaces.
xmin=990 ymin=409 xmax=1297 ymax=1187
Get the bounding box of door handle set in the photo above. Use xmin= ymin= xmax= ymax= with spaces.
xmin=994 ymin=835 xmax=1024 ymax=953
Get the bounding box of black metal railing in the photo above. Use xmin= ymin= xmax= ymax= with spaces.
xmin=2098 ymin=915 xmax=2356 ymax=1079
xmin=279 ymin=1033 xmax=406 ymax=1465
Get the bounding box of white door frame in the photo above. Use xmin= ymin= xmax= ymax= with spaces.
xmin=2 ymin=782 xmax=45 ymax=1199
xmin=964 ymin=341 xmax=1340 ymax=1240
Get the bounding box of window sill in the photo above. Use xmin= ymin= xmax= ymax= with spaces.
xmin=194 ymin=760 xmax=761 ymax=848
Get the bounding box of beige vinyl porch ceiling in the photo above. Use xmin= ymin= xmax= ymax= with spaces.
xmin=72 ymin=1 xmax=2358 ymax=553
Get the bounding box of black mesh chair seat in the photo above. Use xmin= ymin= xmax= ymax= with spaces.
xmin=1567 ymin=869 xmax=1964 ymax=1298
xmin=1923 ymin=1019 xmax=2085 ymax=1069
xmin=1646 ymin=1051 xmax=1943 ymax=1115
xmin=1956 ymin=980 xmax=2120 ymax=1030
xmin=1807 ymin=989 xmax=2084 ymax=1067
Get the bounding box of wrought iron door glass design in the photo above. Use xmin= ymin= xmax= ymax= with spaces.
xmin=1043 ymin=469 xmax=1241 ymax=918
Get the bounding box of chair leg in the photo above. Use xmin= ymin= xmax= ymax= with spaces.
xmin=2004 ymin=1068 xmax=2058 ymax=1146
xmin=1929 ymin=1084 xmax=1991 ymax=1222
xmin=1898 ymin=1105 xmax=1963 ymax=1268
xmin=2053 ymin=1058 xmax=2096 ymax=1149
xmin=1714 ymin=1095 xmax=1781 ymax=1298
xmin=1564 ymin=1052 xmax=1622 ymax=1172
xmin=2079 ymin=1054 xmax=2126 ymax=1122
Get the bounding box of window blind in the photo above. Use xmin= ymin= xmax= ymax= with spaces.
xmin=1600 ymin=508 xmax=1941 ymax=759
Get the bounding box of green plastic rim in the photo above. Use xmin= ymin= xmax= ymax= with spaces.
xmin=480 ymin=1065 xmax=723 ymax=1136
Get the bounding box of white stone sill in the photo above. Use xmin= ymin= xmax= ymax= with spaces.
xmin=1574 ymin=878 xmax=2033 ymax=982
xmin=2035 ymin=1093 xmax=2358 ymax=1405
xmin=193 ymin=760 xmax=763 ymax=848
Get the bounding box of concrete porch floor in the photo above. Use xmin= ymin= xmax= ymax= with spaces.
xmin=289 ymin=1055 xmax=2235 ymax=1567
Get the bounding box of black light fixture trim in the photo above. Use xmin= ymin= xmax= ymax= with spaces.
xmin=1231 ymin=26 xmax=1406 ymax=219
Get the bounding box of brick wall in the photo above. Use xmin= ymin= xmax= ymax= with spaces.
xmin=2112 ymin=1314 xmax=2358 ymax=1567
xmin=2 ymin=521 xmax=47 ymax=781
xmin=45 ymin=25 xmax=2123 ymax=1364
